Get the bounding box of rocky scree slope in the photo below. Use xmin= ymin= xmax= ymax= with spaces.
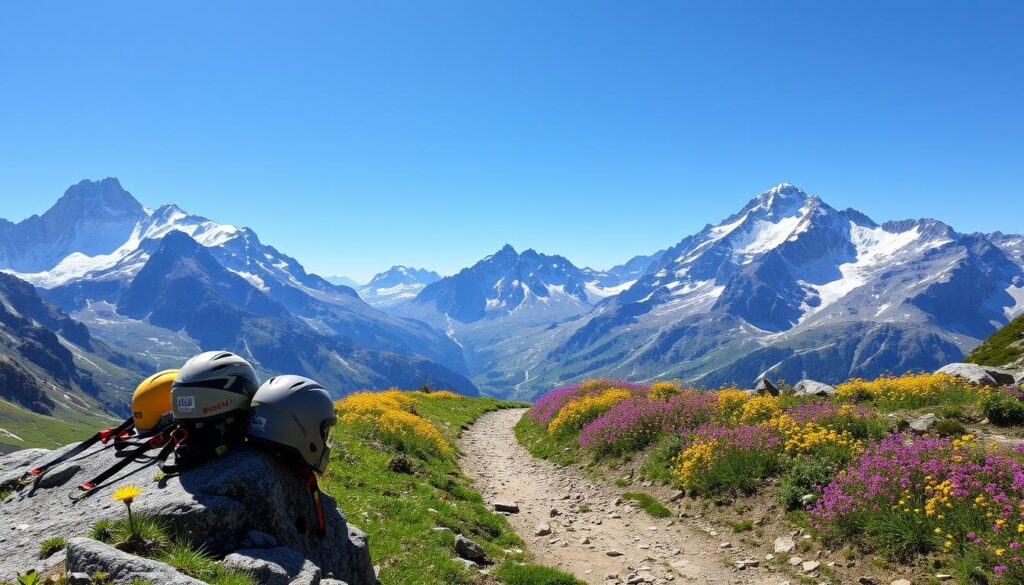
xmin=0 ymin=443 xmax=376 ymax=584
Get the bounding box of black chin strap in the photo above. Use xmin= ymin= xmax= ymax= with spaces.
xmin=19 ymin=416 xmax=135 ymax=488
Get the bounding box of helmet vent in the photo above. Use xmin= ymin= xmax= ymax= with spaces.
xmin=214 ymin=352 xmax=234 ymax=360
xmin=290 ymin=381 xmax=306 ymax=390
xmin=211 ymin=364 xmax=229 ymax=372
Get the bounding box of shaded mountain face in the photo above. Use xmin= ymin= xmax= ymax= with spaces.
xmin=1 ymin=179 xmax=475 ymax=398
xmin=404 ymin=245 xmax=611 ymax=325
xmin=109 ymin=232 xmax=478 ymax=396
xmin=0 ymin=272 xmax=145 ymax=418
xmin=359 ymin=266 xmax=440 ymax=308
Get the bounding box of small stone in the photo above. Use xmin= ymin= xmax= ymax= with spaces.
xmin=802 ymin=560 xmax=820 ymax=573
xmin=773 ymin=536 xmax=796 ymax=553
xmin=494 ymin=501 xmax=519 ymax=513
xmin=890 ymin=580 xmax=912 ymax=585
xmin=857 ymin=578 xmax=876 ymax=585
xmin=535 ymin=523 xmax=552 ymax=536
xmin=550 ymin=508 xmax=562 ymax=517
xmin=734 ymin=559 xmax=759 ymax=570
xmin=935 ymin=575 xmax=953 ymax=582
xmin=455 ymin=535 xmax=486 ymax=561
xmin=580 ymin=537 xmax=591 ymax=545
xmin=606 ymin=549 xmax=624 ymax=557
xmin=909 ymin=413 xmax=938 ymax=433
xmin=788 ymin=556 xmax=804 ymax=566
xmin=668 ymin=490 xmax=685 ymax=502
xmin=765 ymin=554 xmax=775 ymax=561
xmin=720 ymin=542 xmax=732 ymax=549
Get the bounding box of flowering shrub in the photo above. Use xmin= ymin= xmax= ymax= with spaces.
xmin=409 ymin=390 xmax=465 ymax=400
xmin=548 ymin=389 xmax=633 ymax=437
xmin=672 ymin=424 xmax=783 ymax=495
xmin=337 ymin=389 xmax=452 ymax=457
xmin=738 ymin=395 xmax=782 ymax=424
xmin=812 ymin=433 xmax=1024 ymax=580
xmin=529 ymin=379 xmax=646 ymax=425
xmin=768 ymin=413 xmax=860 ymax=462
xmin=982 ymin=386 xmax=1024 ymax=426
xmin=648 ymin=380 xmax=681 ymax=401
xmin=835 ymin=373 xmax=985 ymax=408
xmin=579 ymin=393 xmax=716 ymax=455
xmin=715 ymin=387 xmax=749 ymax=421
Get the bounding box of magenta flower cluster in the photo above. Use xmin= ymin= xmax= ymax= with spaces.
xmin=529 ymin=380 xmax=647 ymax=425
xmin=578 ymin=393 xmax=716 ymax=452
xmin=684 ymin=422 xmax=783 ymax=451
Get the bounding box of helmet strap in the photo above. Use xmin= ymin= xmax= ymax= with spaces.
xmin=305 ymin=467 xmax=326 ymax=538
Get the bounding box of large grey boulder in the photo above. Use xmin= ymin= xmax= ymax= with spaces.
xmin=65 ymin=537 xmax=204 ymax=585
xmin=0 ymin=444 xmax=376 ymax=584
xmin=936 ymin=363 xmax=1001 ymax=386
xmin=793 ymin=379 xmax=836 ymax=397
xmin=223 ymin=547 xmax=320 ymax=585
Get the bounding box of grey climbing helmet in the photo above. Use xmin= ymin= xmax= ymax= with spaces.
xmin=171 ymin=351 xmax=260 ymax=421
xmin=246 ymin=375 xmax=337 ymax=474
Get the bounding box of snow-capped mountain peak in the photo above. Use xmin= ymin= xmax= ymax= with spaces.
xmin=359 ymin=265 xmax=441 ymax=308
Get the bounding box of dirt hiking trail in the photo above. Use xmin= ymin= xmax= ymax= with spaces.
xmin=459 ymin=408 xmax=785 ymax=585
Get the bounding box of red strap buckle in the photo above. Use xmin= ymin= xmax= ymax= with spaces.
xmin=80 ymin=482 xmax=95 ymax=491
xmin=28 ymin=468 xmax=42 ymax=476
xmin=98 ymin=428 xmax=115 ymax=443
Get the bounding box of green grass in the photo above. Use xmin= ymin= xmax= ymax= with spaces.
xmin=513 ymin=416 xmax=581 ymax=466
xmin=967 ymin=313 xmax=1024 ymax=367
xmin=90 ymin=515 xmax=254 ymax=585
xmin=621 ymin=492 xmax=672 ymax=518
xmin=0 ymin=397 xmax=111 ymax=450
xmin=37 ymin=536 xmax=67 ymax=559
xmin=730 ymin=519 xmax=753 ymax=533
xmin=493 ymin=561 xmax=585 ymax=585
xmin=321 ymin=393 xmax=568 ymax=585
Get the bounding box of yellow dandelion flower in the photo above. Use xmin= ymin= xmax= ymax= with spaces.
xmin=112 ymin=485 xmax=142 ymax=503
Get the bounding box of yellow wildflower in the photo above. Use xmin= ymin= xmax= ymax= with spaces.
xmin=112 ymin=485 xmax=142 ymax=504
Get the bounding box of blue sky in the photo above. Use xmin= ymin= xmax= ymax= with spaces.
xmin=2 ymin=1 xmax=1022 ymax=282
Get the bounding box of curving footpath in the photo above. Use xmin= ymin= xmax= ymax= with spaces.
xmin=459 ymin=408 xmax=785 ymax=585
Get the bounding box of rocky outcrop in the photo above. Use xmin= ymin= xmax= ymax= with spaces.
xmin=66 ymin=537 xmax=205 ymax=585
xmin=936 ymin=362 xmax=1016 ymax=386
xmin=0 ymin=443 xmax=376 ymax=584
xmin=793 ymin=379 xmax=837 ymax=397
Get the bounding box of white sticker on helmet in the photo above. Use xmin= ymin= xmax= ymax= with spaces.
xmin=250 ymin=415 xmax=267 ymax=431
xmin=176 ymin=395 xmax=196 ymax=413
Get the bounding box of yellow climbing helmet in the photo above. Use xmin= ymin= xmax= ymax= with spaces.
xmin=131 ymin=369 xmax=178 ymax=433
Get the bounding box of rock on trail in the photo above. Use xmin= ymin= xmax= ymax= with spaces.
xmin=458 ymin=408 xmax=780 ymax=585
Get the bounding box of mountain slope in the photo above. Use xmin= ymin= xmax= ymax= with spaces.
xmin=0 ymin=272 xmax=147 ymax=449
xmin=477 ymin=184 xmax=1024 ymax=398
xmin=106 ymin=231 xmax=479 ymax=395
xmin=359 ymin=266 xmax=440 ymax=308
xmin=1 ymin=179 xmax=471 ymax=386
xmin=966 ymin=313 xmax=1024 ymax=370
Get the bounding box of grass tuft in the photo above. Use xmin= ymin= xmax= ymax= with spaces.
xmin=37 ymin=536 xmax=67 ymax=559
xmin=621 ymin=492 xmax=671 ymax=518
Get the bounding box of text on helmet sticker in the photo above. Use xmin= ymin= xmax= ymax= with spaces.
xmin=176 ymin=395 xmax=196 ymax=413
xmin=250 ymin=415 xmax=267 ymax=431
